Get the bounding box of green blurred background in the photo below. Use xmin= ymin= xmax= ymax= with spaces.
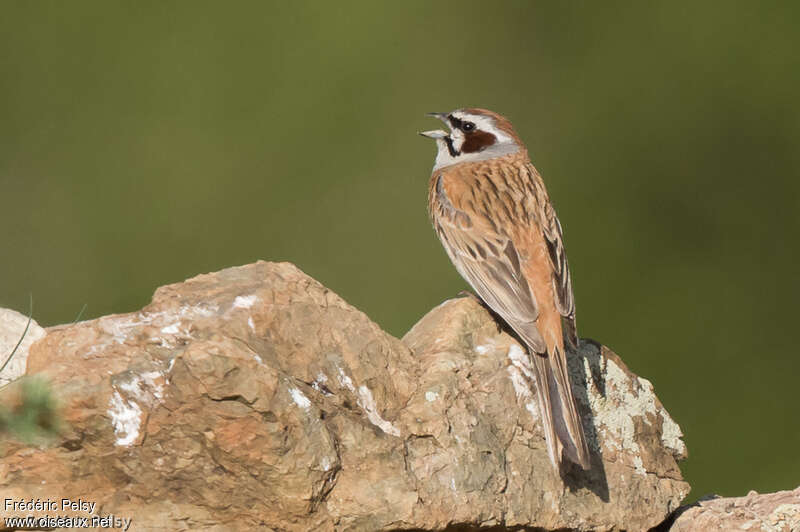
xmin=2 ymin=1 xmax=798 ymax=501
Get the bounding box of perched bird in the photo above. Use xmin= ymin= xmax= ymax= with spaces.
xmin=420 ymin=108 xmax=590 ymax=470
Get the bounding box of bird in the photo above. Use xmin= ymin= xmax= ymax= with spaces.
xmin=420 ymin=108 xmax=590 ymax=470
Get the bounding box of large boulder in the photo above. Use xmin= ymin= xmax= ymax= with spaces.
xmin=0 ymin=262 xmax=689 ymax=531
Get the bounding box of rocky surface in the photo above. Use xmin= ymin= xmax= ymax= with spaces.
xmin=0 ymin=261 xmax=689 ymax=531
xmin=0 ymin=308 xmax=46 ymax=387
xmin=659 ymin=487 xmax=800 ymax=532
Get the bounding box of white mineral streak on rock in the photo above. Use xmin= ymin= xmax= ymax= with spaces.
xmin=475 ymin=344 xmax=492 ymax=355
xmin=320 ymin=455 xmax=332 ymax=472
xmin=142 ymin=370 xmax=165 ymax=400
xmin=507 ymin=344 xmax=534 ymax=379
xmin=108 ymin=390 xmax=142 ymax=446
xmin=506 ymin=344 xmax=539 ymax=421
xmin=232 ymin=295 xmax=258 ymax=309
xmin=507 ymin=365 xmax=539 ymax=421
xmin=289 ymin=387 xmax=311 ymax=410
xmin=357 ymin=385 xmax=401 ymax=436
xmin=92 ymin=304 xmax=218 ymax=354
xmin=336 ymin=365 xmax=355 ymax=391
xmin=160 ymin=323 xmax=180 ymax=334
xmin=117 ymin=370 xmax=165 ymax=403
xmin=336 ymin=364 xmax=399 ymax=436
xmin=312 ymin=372 xmax=331 ymax=395
xmin=474 ymin=337 xmax=498 ymax=355
xmin=109 ymin=366 xmax=169 ymax=445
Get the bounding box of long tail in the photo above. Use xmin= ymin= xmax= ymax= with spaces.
xmin=530 ymin=346 xmax=591 ymax=470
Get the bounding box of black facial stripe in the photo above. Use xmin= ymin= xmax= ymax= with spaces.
xmin=444 ymin=136 xmax=459 ymax=157
xmin=447 ymin=114 xmax=463 ymax=130
xmin=445 ymin=114 xmax=464 ymax=157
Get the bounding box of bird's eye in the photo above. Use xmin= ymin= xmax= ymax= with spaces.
xmin=462 ymin=122 xmax=476 ymax=132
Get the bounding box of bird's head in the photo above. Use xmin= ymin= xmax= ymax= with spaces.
xmin=420 ymin=108 xmax=523 ymax=170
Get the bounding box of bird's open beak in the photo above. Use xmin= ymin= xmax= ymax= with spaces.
xmin=419 ymin=112 xmax=451 ymax=139
xmin=426 ymin=112 xmax=450 ymax=123
xmin=419 ymin=129 xmax=448 ymax=139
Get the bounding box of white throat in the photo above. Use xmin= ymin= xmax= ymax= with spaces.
xmin=432 ymin=140 xmax=520 ymax=171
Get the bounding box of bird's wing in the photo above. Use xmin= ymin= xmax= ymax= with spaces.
xmin=540 ymin=193 xmax=578 ymax=349
xmin=431 ymin=176 xmax=546 ymax=352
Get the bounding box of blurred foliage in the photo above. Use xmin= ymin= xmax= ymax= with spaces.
xmin=0 ymin=377 xmax=60 ymax=444
xmin=1 ymin=1 xmax=798 ymax=500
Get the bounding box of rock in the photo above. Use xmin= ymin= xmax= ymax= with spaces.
xmin=0 ymin=261 xmax=689 ymax=531
xmin=401 ymin=296 xmax=688 ymax=531
xmin=659 ymin=487 xmax=800 ymax=531
xmin=0 ymin=307 xmax=46 ymax=386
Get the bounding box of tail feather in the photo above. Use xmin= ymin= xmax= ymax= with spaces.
xmin=530 ymin=346 xmax=590 ymax=470
xmin=530 ymin=351 xmax=561 ymax=468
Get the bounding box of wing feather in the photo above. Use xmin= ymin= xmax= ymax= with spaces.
xmin=536 ymin=167 xmax=578 ymax=349
xmin=433 ymin=176 xmax=547 ymax=353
